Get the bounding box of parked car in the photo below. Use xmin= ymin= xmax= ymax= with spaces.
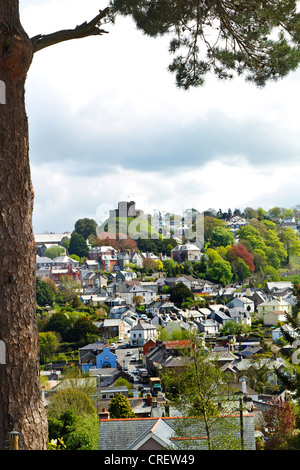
xmin=126 ymin=350 xmax=133 ymax=356
xmin=133 ymin=368 xmax=139 ymax=375
xmin=130 ymin=356 xmax=137 ymax=362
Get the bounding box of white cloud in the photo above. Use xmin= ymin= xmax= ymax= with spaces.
xmin=32 ymin=157 xmax=300 ymax=233
xmin=20 ymin=0 xmax=300 ymax=233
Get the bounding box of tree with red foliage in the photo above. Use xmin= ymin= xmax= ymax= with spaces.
xmin=227 ymin=244 xmax=255 ymax=272
xmin=263 ymin=398 xmax=296 ymax=450
xmin=95 ymin=234 xmax=138 ymax=252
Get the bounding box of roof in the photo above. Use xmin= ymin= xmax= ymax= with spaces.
xmin=35 ymin=232 xmax=71 ymax=243
xmin=266 ymin=281 xmax=293 ymax=290
xmin=98 ymin=414 xmax=256 ymax=450
xmin=131 ymin=321 xmax=157 ymax=331
xmin=53 ymin=255 xmax=79 ymax=264
xmin=172 ymin=243 xmax=201 ymax=252
xmin=264 ymin=310 xmax=288 ymax=316
xmin=259 ymin=298 xmax=290 ymax=307
xmin=103 ymin=319 xmax=122 ymax=327
xmin=79 ymin=340 xmax=105 ymax=351
xmin=99 ymin=418 xmax=173 ymax=451
xmin=36 ymin=256 xmax=55 ymax=264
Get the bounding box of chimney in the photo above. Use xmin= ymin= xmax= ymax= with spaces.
xmin=99 ymin=408 xmax=110 ymax=420
xmin=147 ymin=393 xmax=153 ymax=406
xmin=242 ymin=380 xmax=247 ymax=395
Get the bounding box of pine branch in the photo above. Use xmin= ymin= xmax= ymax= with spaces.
xmin=30 ymin=8 xmax=110 ymax=53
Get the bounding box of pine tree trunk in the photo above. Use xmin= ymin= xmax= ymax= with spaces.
xmin=0 ymin=1 xmax=48 ymax=450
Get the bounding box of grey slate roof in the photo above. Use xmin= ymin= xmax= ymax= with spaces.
xmin=99 ymin=419 xmax=161 ymax=450
xmin=98 ymin=414 xmax=256 ymax=450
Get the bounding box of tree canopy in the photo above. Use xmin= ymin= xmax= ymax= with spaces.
xmin=75 ymin=218 xmax=98 ymax=241
xmin=108 ymin=393 xmax=136 ymax=419
xmin=68 ymin=231 xmax=89 ymax=258
xmin=110 ymin=0 xmax=300 ymax=89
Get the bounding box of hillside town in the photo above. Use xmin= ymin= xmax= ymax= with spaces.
xmin=35 ymin=202 xmax=300 ymax=450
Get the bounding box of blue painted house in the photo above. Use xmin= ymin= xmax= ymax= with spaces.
xmin=96 ymin=347 xmax=117 ymax=369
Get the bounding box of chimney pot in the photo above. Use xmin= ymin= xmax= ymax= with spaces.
xmin=99 ymin=408 xmax=110 ymax=419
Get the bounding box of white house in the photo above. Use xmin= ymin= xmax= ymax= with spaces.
xmin=226 ymin=296 xmax=255 ymax=313
xmin=171 ymin=243 xmax=202 ymax=263
xmin=120 ymin=285 xmax=156 ymax=306
xmin=130 ymin=321 xmax=158 ymax=346
xmin=195 ymin=318 xmax=220 ymax=336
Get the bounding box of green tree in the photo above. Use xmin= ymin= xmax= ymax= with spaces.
xmin=43 ymin=245 xmax=66 ymax=259
xmin=231 ymin=258 xmax=251 ymax=283
xmin=279 ymin=227 xmax=300 ymax=264
xmin=156 ymin=259 xmax=164 ymax=271
xmin=244 ymin=207 xmax=258 ymax=220
xmin=48 ymin=388 xmax=97 ymax=420
xmin=67 ymin=317 xmax=100 ymax=343
xmin=59 ymin=275 xmax=81 ymax=304
xmin=163 ymin=258 xmax=177 ymax=277
xmin=263 ymin=265 xmax=280 ymax=281
xmin=159 ymin=325 xmax=190 ymax=342
xmin=43 ymin=312 xmax=72 ymax=342
xmin=108 ymin=393 xmax=136 ymax=419
xmin=48 ymin=397 xmax=99 ymax=450
xmin=68 ymin=231 xmax=89 ymax=258
xmin=264 ymin=229 xmax=287 ymax=265
xmin=48 ymin=409 xmax=77 ymax=442
xmin=283 ymin=208 xmax=294 ymax=219
xmin=39 ymin=331 xmax=59 ymax=364
xmin=63 ymin=413 xmax=99 ymax=450
xmin=257 ymin=207 xmax=267 ymax=220
xmin=111 ymin=0 xmax=300 ymax=89
xmin=36 ymin=277 xmax=55 ymax=307
xmin=75 ymin=218 xmax=98 ymax=241
xmin=203 ymin=216 xmax=225 ymax=242
xmin=210 ymin=226 xmax=234 ymax=248
xmin=169 ymin=282 xmax=194 ymax=308
xmin=207 ymin=259 xmax=233 ymax=286
xmin=238 ymin=225 xmax=267 ymax=251
xmin=268 ymin=207 xmax=282 ymax=219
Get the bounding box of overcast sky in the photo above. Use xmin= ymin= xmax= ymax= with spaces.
xmin=20 ymin=0 xmax=300 ymax=234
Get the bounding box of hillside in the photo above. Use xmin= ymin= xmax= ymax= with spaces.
xmin=97 ymin=216 xmax=162 ymax=240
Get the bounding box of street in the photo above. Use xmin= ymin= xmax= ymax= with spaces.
xmin=114 ymin=342 xmax=150 ymax=393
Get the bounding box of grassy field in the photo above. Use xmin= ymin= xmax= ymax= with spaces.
xmin=98 ymin=216 xmax=161 ymax=240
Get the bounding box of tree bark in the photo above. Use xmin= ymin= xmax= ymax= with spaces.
xmin=0 ymin=0 xmax=48 ymax=450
